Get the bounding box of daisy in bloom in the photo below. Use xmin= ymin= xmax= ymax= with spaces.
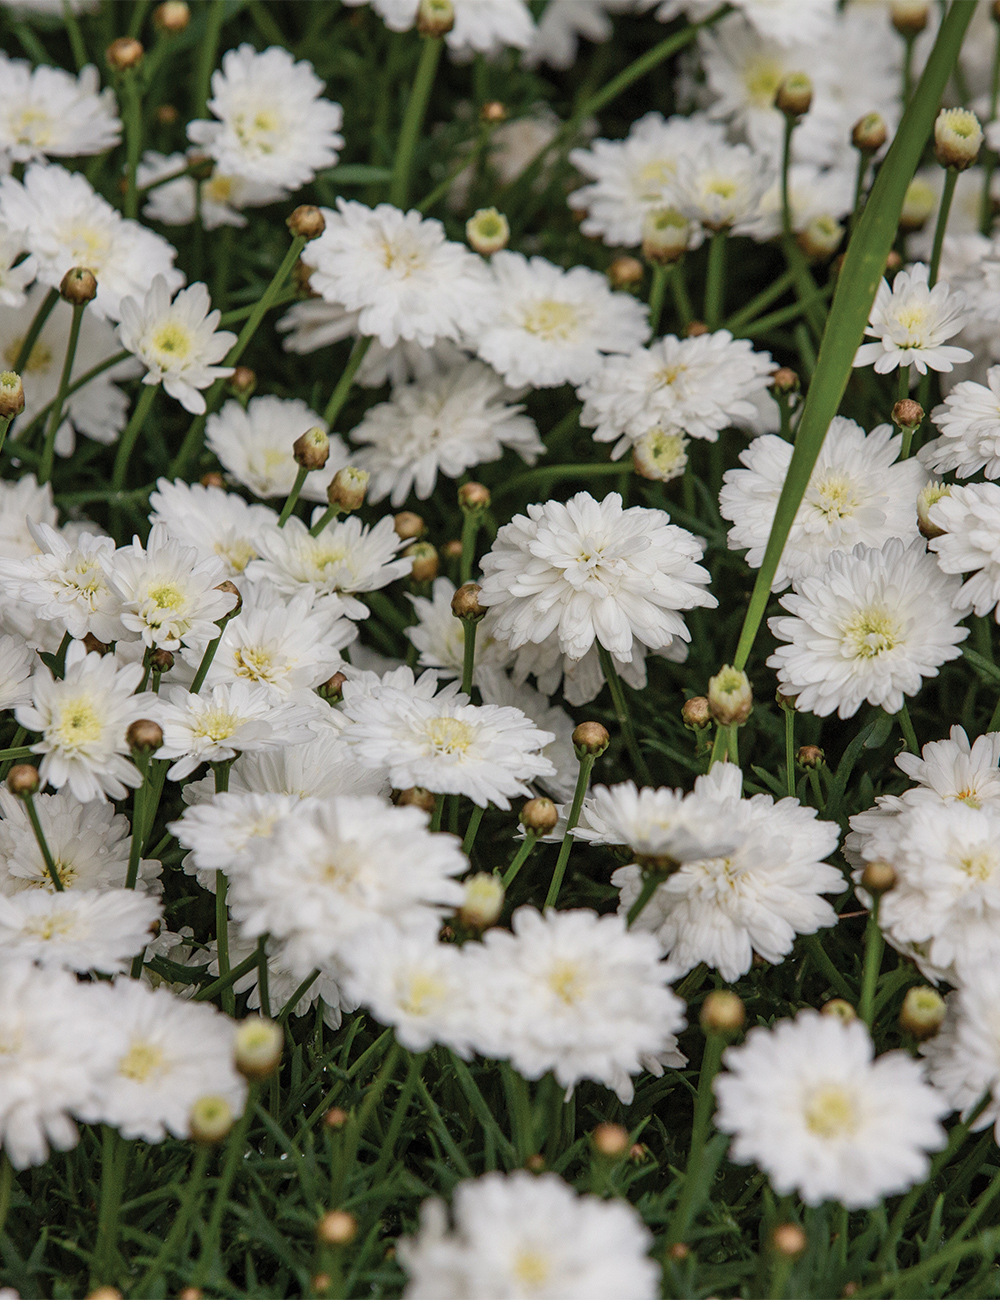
xmin=475 ymin=666 xmax=578 ymax=803
xmin=579 ymin=330 xmax=774 ymax=453
xmin=714 ymin=1010 xmax=948 ymax=1209
xmin=153 ymin=682 xmax=316 ymax=781
xmin=15 ymin=640 xmax=150 ymax=802
xmin=0 ymin=222 xmax=37 ymax=307
xmin=568 ymin=111 xmax=726 ymax=248
xmin=89 ymin=980 xmax=245 ymax=1143
xmin=720 ymin=419 xmax=927 ymax=589
xmin=0 ymin=523 xmax=123 ymax=642
xmin=206 ymin=395 xmax=347 ymax=503
xmin=744 ymin=162 xmax=855 ymax=244
xmin=111 ymin=523 xmax=238 ymax=651
xmin=644 ymin=0 xmax=836 ymax=47
xmin=0 ymin=57 xmax=120 ymax=165
xmin=342 ymin=668 xmax=555 ymax=808
xmin=0 ymin=163 xmax=182 ymax=321
xmin=117 ymin=277 xmax=236 ymax=415
xmin=169 ymin=789 xmax=301 ymax=891
xmin=922 ymin=367 xmax=1000 ymax=478
xmin=466 ymin=907 xmax=686 ymax=1104
xmin=406 ymin=577 xmax=512 ymax=681
xmin=228 ymin=795 xmax=466 ymax=978
xmin=342 ymin=0 xmax=535 ymax=59
xmin=186 ymin=44 xmax=343 ymax=191
xmin=671 ymin=140 xmax=771 ymax=234
xmin=350 ymin=359 xmax=543 ymax=506
xmin=922 ymin=969 xmax=1000 ymax=1143
xmin=302 ymin=200 xmax=492 ymax=349
xmin=853 ymin=264 xmax=972 ymax=376
xmin=0 ymin=634 xmax=34 ymax=711
xmin=767 ymin=539 xmax=969 ymax=719
xmin=525 ymin=0 xmax=634 ymax=71
xmin=478 ymin=491 xmax=717 ymax=667
xmin=0 ymin=474 xmax=57 ymax=561
xmin=181 ymin=731 xmax=388 ymax=804
xmin=206 ymin=930 xmax=349 ymax=1028
xmin=927 ymin=482 xmax=1000 ymax=621
xmin=399 ymin=1171 xmax=658 ymax=1300
xmin=137 ymin=150 xmax=286 ymax=230
xmin=0 ymin=786 xmax=161 ymax=893
xmin=474 ymin=251 xmax=650 ymax=389
xmin=0 ymin=889 xmax=160 ymax=973
xmin=148 ymin=478 xmax=278 ymax=577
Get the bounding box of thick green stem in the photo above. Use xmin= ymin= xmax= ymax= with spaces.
xmin=14 ymin=288 xmax=58 ymax=375
xmin=461 ymin=618 xmax=478 ymax=696
xmin=597 ymin=642 xmax=652 ymax=785
xmin=215 ymin=871 xmax=234 ymax=1016
xmin=544 ymin=753 xmax=596 ymax=909
xmin=666 ymin=1032 xmax=726 ymax=1247
xmin=704 ymin=229 xmax=727 ymax=330
xmin=111 ymin=383 xmax=158 ymax=494
xmin=461 ymin=804 xmax=485 ymax=856
xmin=389 ymin=37 xmax=442 ymax=209
xmin=929 ymin=167 xmax=958 ymax=288
xmin=277 ymin=465 xmax=308 ymax=528
xmin=136 ymin=1145 xmax=210 ymax=1294
xmin=648 ymin=263 xmax=669 ymax=335
xmin=22 ymin=791 xmax=63 ymax=892
xmin=323 ymin=335 xmax=372 ymax=427
xmin=92 ymin=1126 xmax=125 ymax=1286
xmin=309 ymin=504 xmax=342 ymax=538
xmin=626 ymin=872 xmax=659 ymax=927
xmin=194 ymin=947 xmax=261 ymax=1003
xmin=39 ymin=301 xmax=85 ymax=484
xmin=193 ymin=1086 xmax=255 ymax=1286
xmin=503 ymin=830 xmax=538 ymax=889
xmin=858 ymin=895 xmax=884 ymax=1029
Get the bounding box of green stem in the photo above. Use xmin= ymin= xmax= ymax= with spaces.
xmin=461 ymin=804 xmax=485 ymax=856
xmin=256 ymin=935 xmax=271 ymax=1018
xmin=124 ymin=773 xmax=148 ymax=891
xmin=725 ymin=268 xmax=797 ymax=333
xmin=194 ymin=0 xmax=226 ymax=119
xmin=903 ymin=31 xmax=917 ymax=105
xmin=92 ymin=1126 xmax=124 ymax=1286
xmin=897 ymin=702 xmax=919 ymax=754
xmin=626 ymin=872 xmax=659 ymax=927
xmin=780 ymin=114 xmax=795 ymax=243
xmin=0 ymin=414 xmax=14 ymax=460
xmin=121 ymin=69 xmax=143 ymax=221
xmin=332 ymin=1042 xmax=402 ymax=1205
xmin=461 ymin=618 xmax=477 ymax=696
xmin=597 ymin=642 xmax=652 ymax=785
xmin=460 ymin=509 xmax=481 ymax=585
xmin=309 ymin=503 xmax=342 ymax=537
xmin=215 ymin=871 xmax=234 ymax=1016
xmin=704 ymin=229 xmax=727 ymax=330
xmin=192 ymin=1086 xmax=255 ymax=1287
xmin=666 ymin=1033 xmax=726 ymax=1247
xmin=193 ymin=947 xmax=261 ymax=1003
xmin=858 ymin=895 xmax=884 ymax=1029
xmin=0 ymin=744 xmax=32 ymax=767
xmin=14 ymin=288 xmax=58 ymax=375
xmin=135 ymin=1145 xmax=209 ymax=1295
xmin=39 ymin=301 xmax=85 ymax=484
xmin=22 ymin=791 xmax=63 ymax=891
xmin=783 ymin=705 xmax=795 ymax=798
xmin=503 ymin=830 xmax=538 ymax=888
xmin=323 ymin=335 xmax=372 ymax=427
xmin=61 ymin=0 xmax=87 ymax=69
xmin=648 ymin=263 xmax=669 ymax=335
xmin=929 ymin=167 xmax=958 ymax=288
xmin=277 ymin=969 xmax=319 ymax=1022
xmin=544 ymin=753 xmax=595 ymax=909
xmin=389 ymin=37 xmax=442 ymax=210
xmin=0 ymin=1155 xmax=12 ymax=1238
xmin=277 ymin=465 xmax=308 ymax=528
xmin=851 ymin=148 xmax=870 ymax=232
xmin=491 ymin=460 xmax=631 ymax=502
xmin=430 ymin=792 xmax=444 ymax=832
xmin=671 ymin=256 xmax=694 ymax=329
xmin=805 ymin=933 xmax=856 ymax=1002
xmin=111 ymin=383 xmax=158 ymax=494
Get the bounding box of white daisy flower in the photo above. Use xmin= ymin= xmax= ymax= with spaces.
xmin=169 ymin=789 xmax=301 ymax=891
xmin=927 ymin=482 xmax=1000 ymax=620
xmin=137 ymin=150 xmax=286 ymax=230
xmin=922 ymin=367 xmax=1000 ymax=478
xmin=646 ymin=0 xmax=837 ymax=47
xmin=180 ymin=731 xmax=388 ymax=805
xmin=406 ymin=576 xmax=513 ymax=682
xmin=117 ymin=276 xmax=236 ymax=415
xmin=186 ymin=44 xmax=343 ymax=191
xmin=744 ymin=161 xmax=855 ymax=243
xmin=148 ymin=478 xmax=277 ymax=577
xmin=671 ymin=140 xmax=772 ymax=234
xmin=715 ymin=1010 xmax=948 ymax=1209
xmin=474 ymin=251 xmax=650 ymax=389
xmin=853 ymin=263 xmax=973 ymax=376
xmin=342 ymin=0 xmax=535 ymax=58
xmin=767 ymin=538 xmax=969 ymax=719
xmin=0 ymin=633 xmax=33 ymax=712
xmin=721 ymin=418 xmax=927 ymax=589
xmin=0 ymin=888 xmax=160 ymax=974
xmin=0 ymin=222 xmax=36 ymax=307
xmin=0 ymin=57 xmax=120 ymax=165
xmin=524 ymin=0 xmax=633 ymax=71
xmin=0 ymin=474 xmax=56 ymax=562
xmin=204 ymin=930 xmax=349 ymax=1028
xmin=475 ymin=664 xmax=578 ymax=804
xmin=0 ymin=522 xmax=124 ymax=642
xmin=922 ymin=970 xmax=1000 ymax=1144
xmin=205 ymin=395 xmax=348 ymax=503
xmin=350 ymin=359 xmax=543 ymax=506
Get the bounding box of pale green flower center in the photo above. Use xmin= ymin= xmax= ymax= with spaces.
xmin=804 ymin=1084 xmax=858 ymax=1139
xmin=424 ymin=716 xmax=475 ymax=755
xmin=547 ymin=959 xmax=585 ymax=1006
xmin=150 ymin=321 xmax=193 ymax=363
xmin=398 ymin=970 xmax=447 ymax=1017
xmin=522 ymin=299 xmax=580 ymax=342
xmin=513 ymin=1250 xmax=552 ymax=1289
xmin=842 ymin=605 xmax=900 ymax=659
xmin=54 ymin=696 xmax=104 ymax=748
xmin=119 ymin=1039 xmax=166 ymax=1082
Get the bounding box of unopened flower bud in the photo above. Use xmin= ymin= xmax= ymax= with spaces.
xmin=775 ymin=72 xmax=813 ymax=118
xmin=525 ymin=1154 xmax=545 ymax=1172
xmin=853 ymin=112 xmax=888 ymax=154
xmin=189 ymin=1094 xmax=234 ymax=1143
xmin=686 ymin=320 xmax=708 ymax=337
xmin=796 ymin=744 xmax=824 ymax=769
xmin=405 ymin=541 xmax=439 ymax=584
xmin=821 ymin=998 xmax=857 ymax=1024
xmin=286 ymin=205 xmax=326 ymax=240
xmin=798 ymin=214 xmax=843 ymax=261
xmin=327 ymin=466 xmax=369 ymax=513
xmin=632 ymin=426 xmax=688 ymax=483
xmin=994 ymin=0 xmax=1000 ymax=23
xmin=188 ymin=152 xmax=214 ymax=182
xmin=229 ymin=365 xmax=256 ymax=399
xmin=394 ymin=511 xmax=425 ymax=540
xmin=771 ymin=1223 xmax=807 ymax=1258
xmin=324 ymin=1106 xmax=349 ymax=1129
xmin=177 ymin=1288 xmax=202 ymax=1300
xmin=592 ymin=1122 xmax=629 ymax=1157
xmin=151 ymin=649 xmax=175 ymax=675
xmin=917 ymin=481 xmax=950 ymax=540
xmin=417 ymin=0 xmax=454 ymax=36
xmin=572 ymin=721 xmax=609 ymax=757
xmin=106 ymin=36 xmax=144 ymax=70
xmin=293 ymin=257 xmax=318 ymax=296
xmin=6 ymin=764 xmax=39 ymax=797
xmin=460 ymin=873 xmax=504 ymax=929
xmin=155 ymin=103 xmax=179 ymax=125
xmin=900 ymin=986 xmax=947 ymax=1040
xmin=317 ymin=1210 xmax=357 ymax=1246
xmin=154 ymin=0 xmax=190 ymax=31
xmin=935 ymin=107 xmax=983 ymax=171
xmin=127 ymin=719 xmax=163 ymax=754
xmin=200 ymin=471 xmax=225 ymax=489
xmin=861 ymin=859 xmax=897 ymax=895
xmin=607 ymin=255 xmax=644 ymax=289
xmin=396 ymin=787 xmax=437 ymax=814
xmin=86 ymin=1289 xmax=124 ymax=1300
xmin=60 ymin=267 xmax=97 ymax=305
xmin=216 ymin=579 xmax=242 ymax=619
xmin=708 ymin=665 xmax=753 ymax=727
xmin=466 ymin=207 xmax=509 ymax=255
xmin=900 ymin=176 xmax=936 ymax=231
xmin=892 ymin=398 xmax=923 ymax=431
xmin=442 ymin=539 xmax=464 ymax=561
xmin=520 ymin=796 xmax=558 ymax=835
xmin=772 ymin=367 xmax=799 ymax=395
xmin=318 ymin=670 xmax=347 ymax=703
xmin=235 ymin=1016 xmax=284 ymax=1079
xmin=458 ymin=481 xmax=491 ymax=513
xmin=451 ymin=582 xmax=485 ymax=621
xmin=630 ymin=1143 xmax=649 ymax=1162
xmin=293 ymin=426 xmax=329 ymax=471
xmin=480 ymin=100 xmax=507 ymax=124
xmin=81 ymin=633 xmax=109 ymax=656
xmin=682 ymin=696 xmax=711 ymax=731
xmin=642 ymin=208 xmax=689 ymax=265
xmin=0 ymin=371 xmax=24 ymax=419
xmin=776 ymin=690 xmax=797 ymax=711
xmin=311 ymin=1275 xmax=331 ymax=1296
xmin=701 ymin=990 xmax=745 ymax=1036
xmin=667 ymin=1242 xmax=689 ymax=1263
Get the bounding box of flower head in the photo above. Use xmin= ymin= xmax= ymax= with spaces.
xmin=0 ymin=888 xmax=160 ymax=973
xmin=0 ymin=522 xmax=123 ymax=642
xmin=205 ymin=395 xmax=348 ymax=502
xmin=922 ymin=367 xmax=1000 ymax=479
xmin=853 ymin=263 xmax=972 ymax=375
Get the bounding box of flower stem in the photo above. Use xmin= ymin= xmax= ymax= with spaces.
xmin=858 ymin=894 xmax=884 ymax=1029
xmin=703 ymin=229 xmax=727 ymax=330
xmin=193 ymin=947 xmax=261 ymax=1003
xmin=256 ymin=935 xmax=271 ymax=1018
xmin=896 ymin=701 xmax=919 ymax=754
xmin=503 ymin=831 xmax=537 ymax=888
xmin=390 ymin=37 xmax=443 ymax=209
xmin=22 ymin=790 xmax=63 ymax=891
xmin=544 ymin=753 xmax=596 ymax=909
xmin=277 ymin=465 xmax=308 ymax=528
xmin=0 ymin=739 xmax=31 ymax=770
xmin=780 ymin=115 xmax=795 ymax=243
xmin=460 ymin=508 xmax=481 ymax=585
xmin=648 ymin=263 xmax=670 ymax=335
xmin=14 ymin=287 xmax=58 ymax=375
xmin=851 ymin=149 xmax=870 ymax=233
xmin=39 ymin=301 xmax=85 ymax=484
xmin=193 ymin=1085 xmax=256 ymax=1287
xmin=783 ymin=705 xmax=795 ymax=797
xmin=597 ymin=642 xmax=652 ymax=785
xmin=0 ymin=414 xmax=14 ymax=460
xmin=193 ymin=0 xmax=226 ymax=119
xmin=626 ymin=871 xmax=659 ymax=927
xmin=430 ymin=791 xmax=444 ymax=832
xmin=461 ymin=803 xmax=485 ymax=856
xmin=929 ymin=167 xmax=958 ymax=289
xmin=323 ymin=335 xmax=372 ymax=427
xmin=92 ymin=1126 xmax=125 ymax=1287
xmin=136 ymin=1144 xmax=210 ymax=1295
xmin=111 ymin=383 xmax=158 ymax=496
xmin=121 ymin=68 xmax=143 ymax=220
xmin=461 ymin=618 xmax=477 ymax=696
xmin=666 ymin=1031 xmax=726 ymax=1247
xmin=0 ymin=1155 xmax=12 ymax=1238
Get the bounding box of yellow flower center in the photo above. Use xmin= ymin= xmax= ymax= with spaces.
xmin=812 ymin=474 xmax=858 ymax=520
xmin=513 ymin=1250 xmax=552 ymax=1289
xmin=804 ymin=1084 xmax=858 ymax=1139
xmin=192 ymin=707 xmax=242 ymax=743
xmin=547 ymin=959 xmax=585 ymax=1005
xmin=23 ymin=909 xmax=76 ymax=941
xmin=635 ymin=157 xmax=675 ymax=199
xmin=957 ymin=849 xmax=995 ymax=881
xmin=62 ymin=222 xmax=110 ymax=272
xmin=29 ymin=859 xmax=77 ymax=891
xmin=204 ymin=174 xmax=235 ymax=203
xmin=12 ymin=105 xmax=52 ymax=146
xmin=150 ymin=321 xmax=193 ymax=362
xmin=232 ymin=646 xmax=276 ymax=682
xmin=53 ymin=697 xmax=104 ymax=748
xmin=214 ymin=538 xmax=256 ymax=573
xmin=380 ymin=238 xmax=427 ymax=275
xmin=896 ymin=302 xmax=931 ymax=337
xmin=842 ymin=605 xmax=900 ymax=659
xmin=424 ymin=716 xmax=475 ymax=755
xmin=522 ymin=299 xmax=580 ymax=342
xmin=744 ymin=58 xmax=785 ymax=107
xmin=704 ymin=175 xmax=739 ymax=200
xmin=147 ymin=581 xmax=186 ymax=611
xmin=398 ymin=970 xmax=447 ymax=1017
xmin=119 ymin=1039 xmax=166 ymax=1082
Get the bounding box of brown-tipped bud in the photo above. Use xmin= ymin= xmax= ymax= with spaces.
xmin=607 ymin=255 xmax=644 ymax=289
xmin=6 ymin=764 xmax=40 ymax=797
xmin=417 ymin=0 xmax=454 ymax=36
xmin=293 ymin=426 xmax=330 ymax=471
xmin=235 ymin=1016 xmax=284 ymax=1079
xmin=772 ymin=367 xmax=799 ymax=395
xmin=798 ymin=214 xmax=843 ymax=262
xmin=629 ymin=1143 xmax=648 ymax=1162
xmin=900 ymin=986 xmax=947 ymax=1040
xmin=682 ymin=696 xmax=712 ymax=731
xmin=592 ymin=1122 xmax=629 ymax=1157
xmin=293 ymin=257 xmax=318 ymax=296
xmin=187 ymin=152 xmax=214 ymax=181
xmin=151 ymin=648 xmax=174 ymax=673
xmin=525 ymin=1154 xmax=545 ymax=1172
xmin=155 ymin=103 xmax=179 ymax=126
xmin=127 ymin=719 xmax=164 ymax=754
xmin=396 ymin=787 xmax=437 ymax=814
xmin=667 ymin=1243 xmax=690 ymax=1263
xmin=60 ymin=267 xmax=97 ymax=305
xmin=994 ymin=0 xmax=1000 ymax=23
xmin=405 ymin=541 xmax=439 ymax=584
xmin=460 ymin=873 xmax=504 ymax=930
xmin=327 ymin=466 xmax=369 ymax=513
xmin=776 ymin=690 xmax=797 ymax=711
xmin=686 ymin=320 xmax=709 ymax=337
xmin=900 ymin=176 xmax=936 ymax=232
xmin=892 ymin=398 xmax=923 ymax=431
xmin=451 ymin=581 xmax=485 ymax=622
xmin=394 ymin=511 xmax=425 ymax=540
xmin=822 ymin=998 xmax=857 ymax=1024
xmin=229 ymin=365 xmax=256 ymax=399
xmin=480 ymin=100 xmax=507 ymax=124
xmin=86 ymin=1290 xmax=124 ymax=1300
xmin=189 ymin=1094 xmax=234 ymax=1144
xmin=286 ymin=205 xmax=326 ymax=241
xmin=573 ymin=721 xmax=610 ymax=757
xmin=934 ymin=107 xmax=984 ymax=171
xmin=311 ymin=1275 xmax=331 ymax=1297
xmin=521 ymin=796 xmax=559 ymax=836
xmin=853 ymin=112 xmax=888 ymax=154
xmin=708 ymin=665 xmax=753 ymax=727
xmin=642 ymin=208 xmax=689 ymax=265
xmin=796 ymin=744 xmax=824 ymax=770
xmin=632 ymin=426 xmax=688 ymax=483
xmin=775 ymin=72 xmax=813 ymax=118
xmin=318 ymin=671 xmax=347 ymax=703
xmin=216 ymin=579 xmax=242 ymax=619
xmin=861 ymin=859 xmax=897 ymax=896
xmin=82 ymin=633 xmax=109 ymax=656
xmin=0 ymin=371 xmax=24 ymax=419
xmin=443 ymin=539 xmax=464 ymax=560
xmin=317 ymin=1210 xmax=357 ymax=1246
xmin=177 ymin=1289 xmax=203 ymax=1300
xmin=324 ymin=1106 xmax=349 ymax=1129
xmin=466 ymin=207 xmax=509 ymax=256
xmin=154 ymin=0 xmax=190 ymax=31
xmin=200 ymin=470 xmax=225 ymax=489
xmin=886 ymin=249 xmax=903 ymax=273
xmin=771 ymin=1223 xmax=807 ymax=1258
xmin=458 ymin=481 xmax=491 ymax=513
xmin=891 ymin=0 xmax=929 ymax=34
xmin=106 ymin=36 xmax=144 ymax=70
xmin=700 ymin=990 xmax=745 ymax=1037
xmin=917 ymin=481 xmax=950 ymax=540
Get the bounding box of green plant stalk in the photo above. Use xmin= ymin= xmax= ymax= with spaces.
xmin=12 ymin=350 xmax=130 ymax=446
xmin=193 ymin=947 xmax=261 ymax=1003
xmin=858 ymin=895 xmax=884 ymax=1029
xmin=256 ymin=935 xmax=271 ymax=1018
xmin=491 ymin=460 xmax=630 ymax=502
xmin=92 ymin=1126 xmax=125 ymax=1287
xmin=597 ymin=642 xmax=652 ymax=784
xmin=783 ymin=705 xmax=795 ymax=797
xmin=277 ymin=969 xmax=319 ymax=1023
xmin=897 ymin=701 xmax=919 ymax=754
xmin=194 ymin=0 xmax=227 ymax=119
xmin=39 ymin=301 xmax=85 ymax=484
xmin=929 ymin=167 xmax=958 ymax=288
xmin=61 ymin=0 xmax=87 ymax=69
xmin=902 ymin=31 xmax=918 ymax=104
xmin=626 ymin=872 xmax=659 ymax=927
xmin=277 ymin=465 xmax=308 ymax=528
xmin=855 ymin=1228 xmax=1000 ymax=1299
xmin=503 ymin=830 xmax=538 ymax=888
xmin=462 ymin=803 xmax=485 ymax=856
xmin=703 ymin=229 xmax=727 ymax=330
xmin=323 ymin=335 xmax=372 ymax=427
xmin=215 ymin=871 xmax=235 ymax=1017
xmin=730 ymin=0 xmax=976 ymax=673
xmin=190 ymin=598 xmax=241 ymax=696
xmin=0 ymin=1155 xmax=11 ymax=1239
xmin=22 ymin=790 xmax=63 ymax=891
xmin=805 ymin=933 xmax=855 ymax=1002
xmin=0 ymin=743 xmax=32 ymax=767
xmin=124 ymin=772 xmax=148 ymax=891
xmin=13 ymin=287 xmax=58 ymax=375
xmin=390 ymin=37 xmax=442 ymax=209
xmin=193 ymin=1085 xmax=257 ymax=1287
xmin=460 ymin=509 xmax=481 ymax=585
xmin=0 ymin=414 xmax=14 ymax=460
xmin=666 ymin=1032 xmax=726 ymax=1247
xmin=982 ymin=20 xmax=1000 ymax=233
xmin=648 ymin=263 xmax=670 ymax=335
xmin=671 ymin=257 xmax=694 ymax=328
xmin=309 ymin=503 xmax=342 ymax=537
xmin=461 ymin=618 xmax=478 ymax=696
xmin=111 ymin=383 xmax=158 ymax=495
xmin=332 ymin=1041 xmax=402 ymax=1205
xmin=851 ymin=148 xmax=870 ymax=232
xmin=135 ymin=1144 xmax=210 ymax=1294
xmin=544 ymin=753 xmax=596 ymax=909
xmin=121 ymin=69 xmax=143 ymax=221
xmin=430 ymin=792 xmax=444 ymax=832
xmin=725 ymin=268 xmax=797 ymax=332
xmin=780 ymin=114 xmax=795 ymax=243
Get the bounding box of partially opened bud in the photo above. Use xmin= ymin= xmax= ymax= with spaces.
xmin=286 ymin=205 xmax=326 ymax=240
xmin=899 ymin=176 xmax=936 ymax=232
xmin=607 ymin=255 xmax=644 ymax=289
xmin=451 ymin=582 xmax=485 ymax=621
xmin=405 ymin=541 xmax=439 ymax=583
xmin=681 ymin=696 xmax=711 ymax=731
xmin=317 ymin=1210 xmax=357 ymax=1246
xmin=900 ymin=986 xmax=946 ymax=1040
xmin=327 ymin=466 xmax=369 ymax=512
xmin=708 ymin=665 xmax=753 ymax=727
xmin=798 ymin=214 xmax=843 ymax=261
xmin=821 ymin=998 xmax=856 ymax=1024
xmin=106 ymin=36 xmax=144 ymax=70
xmin=7 ymin=764 xmax=39 ymax=797
xmin=394 ymin=511 xmax=425 ymax=540
xmin=216 ymin=579 xmax=242 ymax=619
xmin=592 ymin=1122 xmax=629 ymax=1157
xmin=642 ymin=208 xmax=689 ymax=265
xmin=701 ymin=990 xmax=745 ymax=1036
xmin=917 ymin=481 xmax=950 ymax=540
xmin=318 ymin=671 xmax=347 ymax=703
xmin=861 ymin=859 xmax=897 ymax=895
xmin=572 ymin=721 xmax=609 ymax=757
xmin=852 ymin=112 xmax=888 ymax=153
xmin=520 ymin=796 xmax=558 ymax=835
xmin=235 ymin=1016 xmax=284 ymax=1079
xmin=935 ymin=107 xmax=983 ymax=171
xmin=466 ymin=207 xmax=509 ymax=255
xmin=458 ymin=481 xmax=491 ymax=513
xmin=293 ymin=426 xmax=329 ymax=471
xmin=632 ymin=426 xmax=688 ymax=482
xmin=775 ymin=72 xmax=812 ymax=118
xmin=189 ymin=1095 xmax=234 ymax=1144
xmin=460 ymin=873 xmax=504 ymax=929
xmin=417 ymin=0 xmax=454 ymax=36
xmin=126 ymin=719 xmax=163 ymax=755
xmin=0 ymin=371 xmax=24 ymax=419
xmin=61 ymin=267 xmax=97 ymax=305
xmin=151 ymin=648 xmax=174 ymax=674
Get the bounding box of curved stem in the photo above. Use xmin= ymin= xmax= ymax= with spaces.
xmin=390 ymin=37 xmax=443 ymax=209
xmin=597 ymin=642 xmax=651 ymax=784
xmin=929 ymin=167 xmax=958 ymax=288
xmin=896 ymin=701 xmax=919 ymax=754
xmin=666 ymin=1031 xmax=726 ymax=1247
xmin=111 ymin=383 xmax=158 ymax=494
xmin=14 ymin=288 xmax=58 ymax=375
xmin=323 ymin=335 xmax=372 ymax=427
xmin=626 ymin=871 xmax=658 ymax=927
xmin=39 ymin=301 xmax=85 ymax=484
xmin=23 ymin=791 xmax=63 ymax=892
xmin=544 ymin=752 xmax=595 ymax=909
xmin=277 ymin=465 xmax=308 ymax=528
xmin=460 ymin=509 xmax=480 ymax=585
xmin=703 ymin=229 xmax=727 ymax=330
xmin=503 ymin=830 xmax=537 ymax=889
xmin=193 ymin=1086 xmax=256 ymax=1287
xmin=780 ymin=114 xmax=795 ymax=243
